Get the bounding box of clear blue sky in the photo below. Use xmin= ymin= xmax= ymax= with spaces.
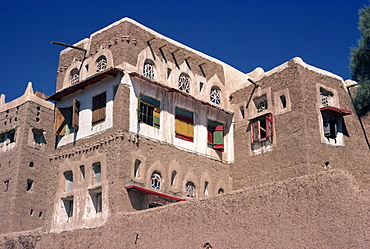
xmin=0 ymin=0 xmax=369 ymax=102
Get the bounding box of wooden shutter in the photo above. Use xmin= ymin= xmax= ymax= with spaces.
xmin=266 ymin=114 xmax=274 ymax=138
xmin=175 ymin=114 xmax=194 ymax=142
xmin=72 ymin=99 xmax=79 ymax=132
xmin=153 ymin=107 xmax=160 ymax=128
xmin=213 ymin=125 xmax=224 ymax=151
xmin=207 ymin=129 xmax=213 ymax=147
xmin=92 ymin=92 xmax=106 ymax=124
xmin=251 ymin=119 xmax=259 ymax=142
xmin=54 ymin=107 xmax=66 ymax=136
xmin=323 ymin=119 xmax=331 ymax=137
xmin=329 ymin=120 xmax=337 ymax=138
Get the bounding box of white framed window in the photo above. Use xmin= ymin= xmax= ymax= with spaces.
xmin=151 ymin=173 xmax=161 ymax=190
xmin=320 ymin=87 xmax=334 ymax=107
xmin=178 ymin=73 xmax=190 ymax=93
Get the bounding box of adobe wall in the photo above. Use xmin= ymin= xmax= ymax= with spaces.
xmin=296 ymin=65 xmax=370 ymax=188
xmin=46 ymin=83 xmax=231 ymax=231
xmin=1 ymin=169 xmax=368 ymax=248
xmin=231 ymin=61 xmax=310 ymax=189
xmin=0 ymin=100 xmax=54 ymax=233
xmin=56 ymin=19 xmax=227 ymax=92
xmin=230 ymin=60 xmax=370 ymax=190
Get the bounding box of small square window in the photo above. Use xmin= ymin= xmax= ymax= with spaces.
xmin=251 ymin=114 xmax=274 ymax=143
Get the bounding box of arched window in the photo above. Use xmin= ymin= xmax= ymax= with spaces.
xmin=96 ymin=56 xmax=107 ymax=72
xmin=185 ymin=181 xmax=195 ymax=197
xmin=151 ymin=173 xmax=161 ymax=190
xmin=218 ymin=188 xmax=224 ymax=194
xmin=171 ymin=171 xmax=177 ymax=186
xmin=70 ymin=68 xmax=79 ymax=85
xmin=210 ymin=87 xmax=221 ymax=105
xmin=178 ymin=73 xmax=190 ymax=93
xmin=143 ymin=60 xmax=155 ymax=80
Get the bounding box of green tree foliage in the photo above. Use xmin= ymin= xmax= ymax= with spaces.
xmin=350 ymin=5 xmax=370 ymax=116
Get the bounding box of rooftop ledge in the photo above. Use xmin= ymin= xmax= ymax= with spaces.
xmin=129 ymin=72 xmax=233 ymax=114
xmin=48 ymin=68 xmax=122 ymax=101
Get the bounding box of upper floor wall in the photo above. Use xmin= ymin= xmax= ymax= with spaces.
xmin=54 ymin=18 xmax=250 ymax=111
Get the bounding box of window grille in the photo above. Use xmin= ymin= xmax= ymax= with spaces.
xmin=178 ymin=74 xmax=190 ymax=93
xmin=96 ymin=56 xmax=107 ymax=72
xmin=185 ymin=182 xmax=195 ymax=197
xmin=210 ymin=87 xmax=221 ymax=105
xmin=143 ymin=60 xmax=155 ymax=79
xmin=70 ymin=69 xmax=79 ymax=85
xmin=256 ymin=99 xmax=268 ymax=113
xmin=320 ymin=88 xmax=334 ymax=107
xmin=151 ymin=173 xmax=161 ymax=190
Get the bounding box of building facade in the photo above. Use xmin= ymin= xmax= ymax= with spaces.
xmin=1 ymin=18 xmax=369 ymax=248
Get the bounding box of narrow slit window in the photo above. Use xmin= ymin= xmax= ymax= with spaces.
xmin=64 ymin=171 xmax=73 ymax=191
xmin=26 ymin=179 xmax=34 ymax=191
xmin=93 ymin=163 xmax=101 ymax=184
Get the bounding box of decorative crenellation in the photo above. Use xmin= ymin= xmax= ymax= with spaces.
xmin=49 ymin=130 xmax=130 ymax=161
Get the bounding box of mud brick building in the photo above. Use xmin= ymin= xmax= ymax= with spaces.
xmin=1 ymin=18 xmax=369 ymax=248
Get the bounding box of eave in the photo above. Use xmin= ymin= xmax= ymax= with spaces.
xmin=125 ymin=185 xmax=186 ymax=202
xmin=320 ymin=106 xmax=352 ymax=116
xmin=47 ymin=68 xmax=122 ymax=101
xmin=129 ymin=72 xmax=233 ymax=114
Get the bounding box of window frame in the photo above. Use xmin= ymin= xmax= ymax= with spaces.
xmin=251 ymin=113 xmax=274 ymax=143
xmin=138 ymin=94 xmax=160 ymax=128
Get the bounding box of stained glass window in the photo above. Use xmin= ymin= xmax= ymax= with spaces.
xmin=70 ymin=69 xmax=79 ymax=85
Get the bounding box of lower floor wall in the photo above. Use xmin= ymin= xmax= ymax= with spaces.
xmin=1 ymin=169 xmax=369 ymax=249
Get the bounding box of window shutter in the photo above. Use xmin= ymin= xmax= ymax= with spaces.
xmin=329 ymin=120 xmax=337 ymax=138
xmin=213 ymin=125 xmax=224 ymax=151
xmin=54 ymin=107 xmax=66 ymax=136
xmin=323 ymin=119 xmax=331 ymax=137
xmin=252 ymin=120 xmax=259 ymax=142
xmin=207 ymin=129 xmax=213 ymax=147
xmin=153 ymin=106 xmax=160 ymax=128
xmin=175 ymin=114 xmax=194 ymax=142
xmin=92 ymin=92 xmax=106 ymax=124
xmin=266 ymin=114 xmax=274 ymax=137
xmin=72 ymin=99 xmax=79 ymax=132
